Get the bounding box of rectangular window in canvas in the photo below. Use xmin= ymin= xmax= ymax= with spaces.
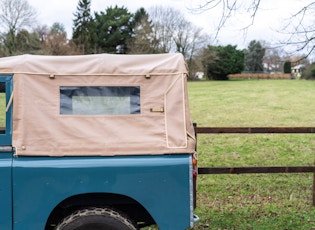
xmin=60 ymin=86 xmax=140 ymax=115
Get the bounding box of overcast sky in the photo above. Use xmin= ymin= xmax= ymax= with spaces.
xmin=27 ymin=0 xmax=304 ymax=50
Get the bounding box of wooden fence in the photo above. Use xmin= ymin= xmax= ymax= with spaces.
xmin=228 ymin=73 xmax=292 ymax=79
xmin=195 ymin=125 xmax=315 ymax=205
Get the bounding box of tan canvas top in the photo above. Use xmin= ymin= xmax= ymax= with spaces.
xmin=0 ymin=53 xmax=196 ymax=156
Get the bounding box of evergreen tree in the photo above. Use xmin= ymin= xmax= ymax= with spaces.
xmin=0 ymin=34 xmax=8 ymax=57
xmin=283 ymin=61 xmax=291 ymax=74
xmin=244 ymin=40 xmax=265 ymax=72
xmin=94 ymin=6 xmax=133 ymax=54
xmin=15 ymin=29 xmax=41 ymax=54
xmin=127 ymin=8 xmax=157 ymax=54
xmin=203 ymin=45 xmax=244 ymax=80
xmin=72 ymin=0 xmax=94 ymax=54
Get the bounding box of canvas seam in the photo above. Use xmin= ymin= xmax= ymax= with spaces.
xmin=164 ymin=73 xmax=188 ymax=149
xmin=0 ymin=72 xmax=187 ymax=76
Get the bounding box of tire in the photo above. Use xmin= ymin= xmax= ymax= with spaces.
xmin=55 ymin=207 xmax=137 ymax=230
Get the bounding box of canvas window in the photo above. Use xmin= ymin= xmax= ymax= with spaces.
xmin=60 ymin=86 xmax=140 ymax=115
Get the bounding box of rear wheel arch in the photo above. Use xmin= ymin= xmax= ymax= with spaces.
xmin=45 ymin=193 xmax=156 ymax=230
xmin=55 ymin=207 xmax=137 ymax=230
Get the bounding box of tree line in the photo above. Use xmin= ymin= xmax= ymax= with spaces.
xmin=0 ymin=0 xmax=314 ymax=80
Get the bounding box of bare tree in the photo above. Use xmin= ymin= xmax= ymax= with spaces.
xmin=279 ymin=2 xmax=315 ymax=59
xmin=148 ymin=6 xmax=181 ymax=53
xmin=42 ymin=22 xmax=68 ymax=55
xmin=0 ymin=0 xmax=36 ymax=32
xmin=190 ymin=0 xmax=261 ymax=38
xmin=191 ymin=0 xmax=315 ymax=59
xmin=148 ymin=6 xmax=209 ymax=75
xmin=0 ymin=0 xmax=37 ymax=54
xmin=261 ymin=41 xmax=286 ymax=73
xmin=34 ymin=25 xmax=49 ymax=43
xmin=173 ymin=20 xmax=210 ymax=76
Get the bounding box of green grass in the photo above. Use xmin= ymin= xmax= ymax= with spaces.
xmin=0 ymin=93 xmax=5 ymax=127
xmin=189 ymin=80 xmax=315 ymax=230
xmin=189 ymin=80 xmax=315 ymax=127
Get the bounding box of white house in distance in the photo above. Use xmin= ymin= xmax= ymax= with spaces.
xmin=194 ymin=72 xmax=204 ymax=79
xmin=291 ymin=64 xmax=305 ymax=79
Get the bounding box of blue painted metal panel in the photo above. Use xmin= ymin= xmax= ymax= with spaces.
xmin=0 ymin=74 xmax=13 ymax=229
xmin=0 ymin=152 xmax=13 ymax=230
xmin=13 ymin=154 xmax=192 ymax=230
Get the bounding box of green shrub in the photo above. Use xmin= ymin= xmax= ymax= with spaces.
xmin=302 ymin=63 xmax=315 ymax=79
xmin=283 ymin=61 xmax=291 ymax=73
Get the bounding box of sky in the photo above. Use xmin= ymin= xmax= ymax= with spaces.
xmin=26 ymin=0 xmax=306 ymax=50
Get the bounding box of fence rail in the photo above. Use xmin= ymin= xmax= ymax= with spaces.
xmin=194 ymin=126 xmax=315 ymax=205
xmin=195 ymin=126 xmax=315 ymax=134
xmin=198 ymin=166 xmax=315 ymax=174
xmin=228 ymin=73 xmax=291 ymax=79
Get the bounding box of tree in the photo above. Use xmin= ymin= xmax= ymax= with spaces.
xmin=174 ymin=22 xmax=209 ymax=77
xmin=0 ymin=0 xmax=37 ymax=55
xmin=244 ymin=40 xmax=265 ymax=72
xmin=172 ymin=18 xmax=206 ymax=58
xmin=148 ymin=6 xmax=209 ymax=76
xmin=34 ymin=25 xmax=49 ymax=43
xmin=94 ymin=6 xmax=133 ymax=54
xmin=15 ymin=29 xmax=41 ymax=54
xmin=0 ymin=35 xmax=7 ymax=57
xmin=191 ymin=0 xmax=315 ymax=59
xmin=127 ymin=8 xmax=157 ymax=54
xmin=283 ymin=61 xmax=291 ymax=74
xmin=72 ymin=0 xmax=94 ymax=54
xmin=149 ymin=6 xmax=198 ymax=54
xmin=280 ymin=2 xmax=315 ymax=59
xmin=303 ymin=63 xmax=315 ymax=79
xmin=202 ymin=45 xmax=244 ymax=80
xmin=148 ymin=6 xmax=177 ymax=53
xmin=191 ymin=0 xmax=260 ymax=39
xmin=43 ymin=23 xmax=69 ymax=55
xmin=261 ymin=41 xmax=286 ymax=73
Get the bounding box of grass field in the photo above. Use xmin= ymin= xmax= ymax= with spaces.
xmin=189 ymin=80 xmax=315 ymax=230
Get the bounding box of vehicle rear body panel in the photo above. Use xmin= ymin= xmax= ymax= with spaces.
xmin=0 ymin=152 xmax=13 ymax=230
xmin=12 ymin=154 xmax=193 ymax=229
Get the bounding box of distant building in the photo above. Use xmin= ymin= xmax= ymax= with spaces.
xmin=194 ymin=72 xmax=204 ymax=79
xmin=291 ymin=64 xmax=305 ymax=79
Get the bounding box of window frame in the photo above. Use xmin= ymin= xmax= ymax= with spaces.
xmin=0 ymin=74 xmax=13 ymax=145
xmin=59 ymin=86 xmax=141 ymax=115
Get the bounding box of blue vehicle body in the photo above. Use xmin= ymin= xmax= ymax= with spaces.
xmin=11 ymin=155 xmax=193 ymax=229
xmin=0 ymin=72 xmax=196 ymax=229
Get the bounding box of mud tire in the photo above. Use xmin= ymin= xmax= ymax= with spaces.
xmin=55 ymin=207 xmax=137 ymax=230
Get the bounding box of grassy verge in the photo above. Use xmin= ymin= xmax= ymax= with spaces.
xmin=189 ymin=80 xmax=315 ymax=229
